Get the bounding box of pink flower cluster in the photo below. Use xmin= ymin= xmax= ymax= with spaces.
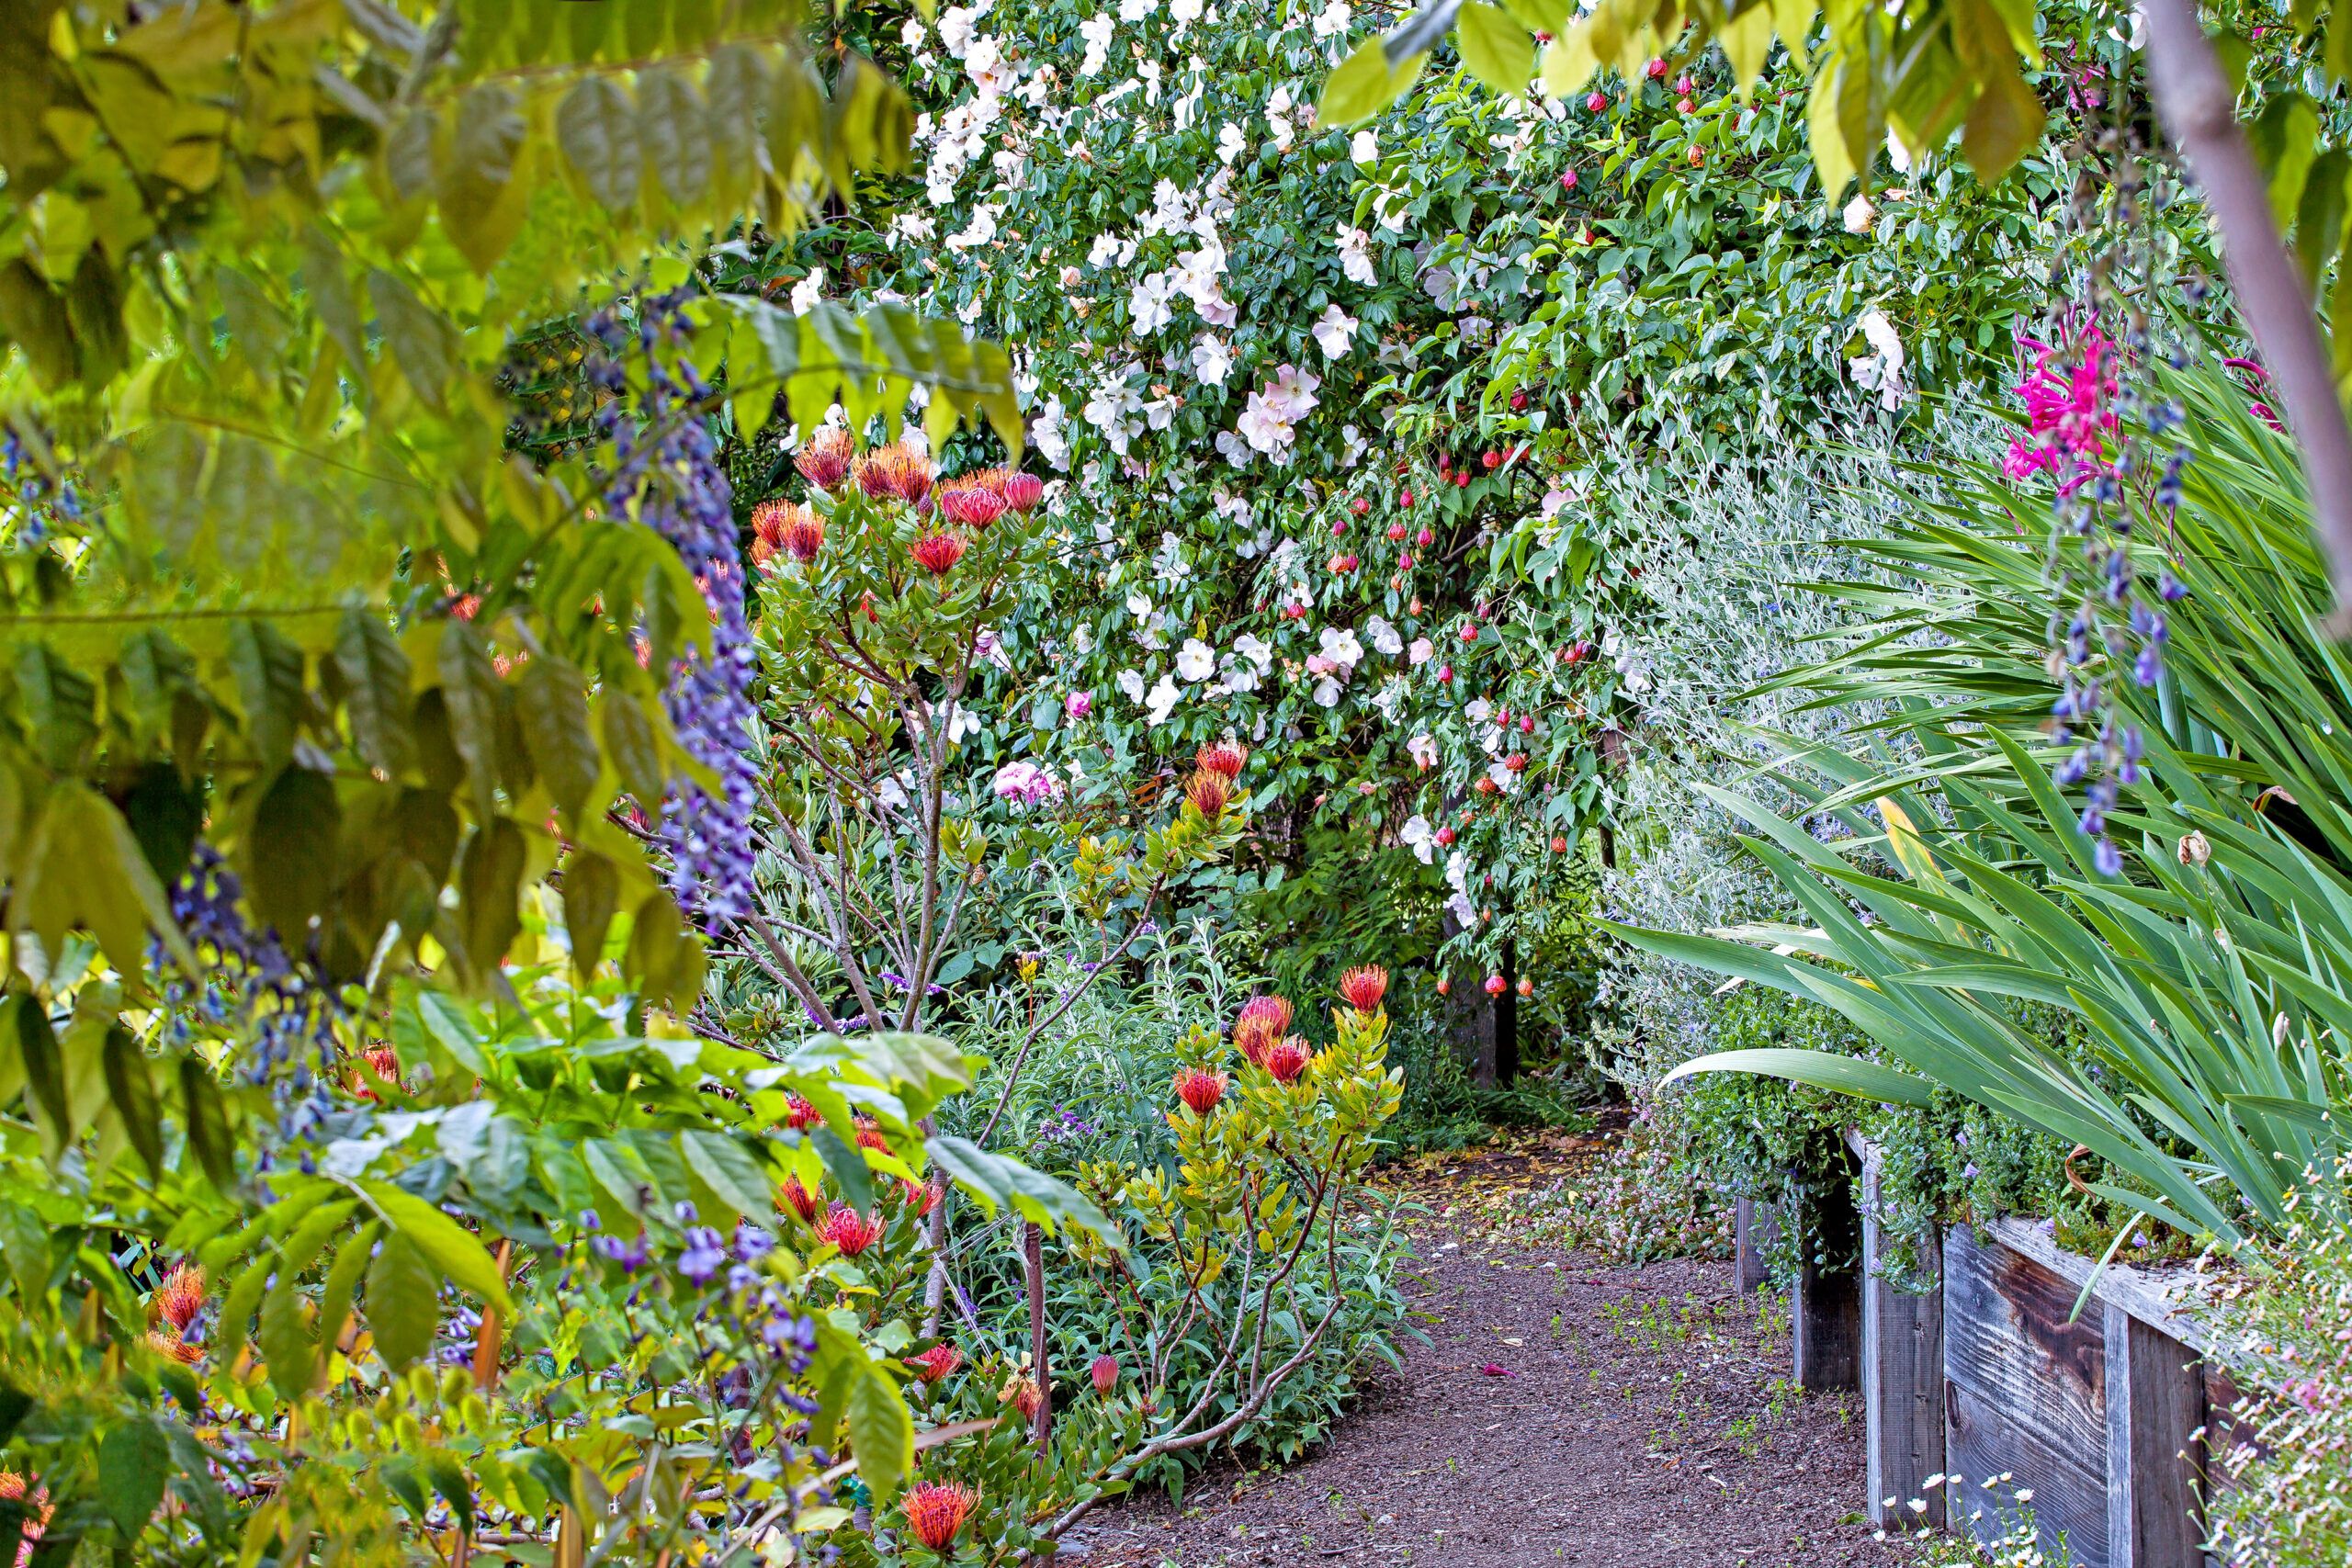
xmin=2002 ymin=320 xmax=2120 ymax=494
xmin=993 ymin=760 xmax=1064 ymax=807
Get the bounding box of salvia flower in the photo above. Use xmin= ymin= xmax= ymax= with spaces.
xmin=910 ymin=1344 xmax=962 ymax=1383
xmin=1264 ymin=1039 xmax=1311 ymax=1084
xmin=1196 ymin=740 xmax=1248 ymax=779
xmin=902 ymin=1481 xmax=975 ymax=1551
xmin=1174 ymin=1066 xmax=1227 ymax=1114
xmin=1339 ymin=964 xmax=1388 ymax=1013
xmin=795 ymin=427 xmax=854 ymax=491
xmin=817 ymin=1205 xmax=885 ymax=1257
xmin=1184 ymin=768 xmax=1231 ymax=818
xmin=677 ymin=1225 xmax=729 ymax=1286
xmin=910 ymin=531 xmax=967 ymax=576
xmin=1091 ymin=1354 xmax=1121 ymax=1394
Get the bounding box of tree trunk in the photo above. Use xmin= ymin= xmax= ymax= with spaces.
xmin=2144 ymin=0 xmax=2352 ymax=633
xmin=1023 ymin=1220 xmax=1052 ymax=1455
xmin=1493 ymin=934 xmax=1520 ymax=1087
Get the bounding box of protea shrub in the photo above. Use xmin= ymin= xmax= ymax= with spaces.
xmin=1091 ymin=1354 xmax=1121 ymax=1394
xmin=901 ymin=1480 xmax=976 ymax=1552
xmin=936 ymin=475 xmax=1008 ymax=528
xmin=1173 ymin=1066 xmax=1227 ymax=1114
xmin=854 ymin=441 xmax=934 ymax=504
xmin=1339 ymin=964 xmax=1388 ymax=1013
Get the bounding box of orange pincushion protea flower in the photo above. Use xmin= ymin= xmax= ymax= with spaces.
xmin=909 ymin=1344 xmax=962 ymax=1383
xmin=785 ymin=1094 xmax=822 ymax=1130
xmin=1183 ymin=769 xmax=1230 ymax=818
xmin=854 ymin=442 xmax=934 ymax=505
xmin=151 ymin=1263 xmax=206 ymax=1330
xmin=817 ymin=1206 xmax=885 ymax=1257
xmin=752 ymin=500 xmax=824 ymax=565
xmin=796 ymin=427 xmax=855 ymax=491
xmin=1264 ymin=1040 xmax=1311 ymax=1084
xmin=0 ymin=1472 xmax=50 ymax=1563
xmin=1339 ymin=964 xmax=1388 ymax=1013
xmin=1001 ymin=1372 xmax=1044 ymax=1419
xmin=1173 ymin=1066 xmax=1227 ymax=1115
xmin=1195 ymin=740 xmax=1247 ymax=779
xmin=910 ymin=531 xmax=967 ymax=576
xmin=1231 ymin=995 xmax=1293 ymax=1066
xmin=902 ymin=1480 xmax=975 ymax=1551
xmin=781 ymin=1174 xmax=823 ymax=1223
xmin=854 ymin=1115 xmax=891 ymax=1155
xmin=901 ymin=1178 xmax=944 ymax=1216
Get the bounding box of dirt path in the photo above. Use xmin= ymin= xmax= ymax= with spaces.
xmin=1068 ymin=1150 xmax=1907 ymax=1567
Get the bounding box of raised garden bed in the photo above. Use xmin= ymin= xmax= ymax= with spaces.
xmin=1739 ymin=1138 xmax=2238 ymax=1568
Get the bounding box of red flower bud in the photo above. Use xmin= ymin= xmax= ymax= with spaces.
xmin=1091 ymin=1354 xmax=1122 ymax=1394
xmin=1585 ymin=90 xmax=1608 ymax=113
xmin=1417 ymin=527 xmax=1433 ymax=547
xmin=1435 ymin=826 xmax=1456 ymax=846
xmin=1484 ymin=974 xmax=1508 ymax=996
xmin=1184 ymin=768 xmax=1231 ymax=818
xmin=1646 ymin=57 xmax=1668 ymax=78
xmin=1386 ymin=523 xmax=1408 ymax=541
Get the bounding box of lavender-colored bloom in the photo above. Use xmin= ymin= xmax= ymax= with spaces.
xmin=1962 ymin=1162 xmax=1980 ymax=1180
xmin=677 ymin=1226 xmax=729 ymax=1285
xmin=735 ymin=1222 xmax=774 ymax=1262
xmin=594 ymin=1231 xmax=652 ymax=1271
xmin=2093 ymin=836 xmax=2123 ymax=876
xmin=2158 ymin=568 xmax=2188 ymax=603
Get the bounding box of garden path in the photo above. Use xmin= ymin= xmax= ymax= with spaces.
xmin=1069 ymin=1133 xmax=1909 ymax=1567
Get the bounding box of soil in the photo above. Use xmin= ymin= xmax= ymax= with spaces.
xmin=1062 ymin=1136 xmax=1910 ymax=1568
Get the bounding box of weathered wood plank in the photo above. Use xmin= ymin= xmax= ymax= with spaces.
xmin=2105 ymin=1303 xmax=2206 ymax=1568
xmin=1984 ymin=1217 xmax=2221 ymax=1357
xmin=1943 ymin=1224 xmax=2110 ymax=1567
xmin=1860 ymin=1147 xmax=1943 ymax=1529
xmin=1795 ymin=1259 xmax=1860 ymax=1391
xmin=1736 ymin=1195 xmax=1781 ymax=1295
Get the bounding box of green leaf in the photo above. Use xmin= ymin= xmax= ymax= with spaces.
xmin=638 ymin=66 xmax=710 ymax=208
xmin=1318 ymin=38 xmax=1402 ymax=126
xmin=811 ymin=1125 xmax=876 ymax=1215
xmin=456 ymin=818 xmax=526 ymax=978
xmin=1661 ymin=1048 xmax=1939 ymax=1106
xmin=925 ymin=1135 xmax=1119 ymax=1240
xmin=438 ymin=84 xmax=528 ymax=274
xmin=563 ymin=852 xmax=621 ymax=979
xmin=368 ymin=269 xmax=457 ymax=412
xmin=1456 ymin=3 xmax=1535 ymax=96
xmin=179 ymin=1055 xmax=235 ymax=1189
xmin=356 ymin=1179 xmax=511 ymax=1312
xmin=14 ymin=644 xmax=95 ymax=771
xmin=517 ymin=650 xmax=600 ymax=818
xmin=11 ymin=998 xmax=68 ymax=1153
xmin=626 ymin=889 xmax=705 ymax=1010
xmin=842 ymin=1353 xmax=914 ymax=1505
xmin=600 ymin=693 xmax=667 ymax=811
xmin=226 ymin=617 xmax=307 ymax=773
xmin=101 ymin=1026 xmax=163 ymax=1176
xmin=95 ymin=1417 xmax=170 ymax=1537
xmin=1959 ymin=62 xmax=2044 ymax=184
xmin=680 ymin=1130 xmax=774 ymax=1219
xmin=259 ymin=1269 xmax=317 ymax=1400
xmin=439 ymin=617 xmax=504 ymax=818
xmin=335 ymin=609 xmax=416 ymax=778
xmin=319 ymin=1219 xmax=381 ymax=1370
xmin=245 ymin=765 xmax=340 ymax=940
xmin=559 ymin=76 xmax=643 ymax=211
xmin=366 ymin=1231 xmax=439 ymax=1371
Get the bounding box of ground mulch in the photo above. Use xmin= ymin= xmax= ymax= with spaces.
xmin=1064 ymin=1133 xmax=1908 ymax=1568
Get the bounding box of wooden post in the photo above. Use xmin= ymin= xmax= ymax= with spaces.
xmin=1942 ymin=1225 xmax=2111 ymax=1565
xmin=1858 ymin=1148 xmax=1943 ymax=1529
xmin=1736 ymin=1196 xmax=1781 ymax=1295
xmin=1024 ymin=1220 xmax=1052 ymax=1454
xmin=2105 ymin=1305 xmax=2207 ymax=1568
xmin=1792 ymin=1159 xmax=1860 ymax=1392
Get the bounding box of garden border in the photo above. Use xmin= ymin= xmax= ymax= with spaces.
xmin=1737 ymin=1134 xmax=2238 ymax=1568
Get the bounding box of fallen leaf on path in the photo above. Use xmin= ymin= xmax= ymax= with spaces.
xmin=1477 ymin=1362 xmax=1514 ymax=1377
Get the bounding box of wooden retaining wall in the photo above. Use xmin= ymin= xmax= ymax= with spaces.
xmin=1744 ymin=1144 xmax=2230 ymax=1568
